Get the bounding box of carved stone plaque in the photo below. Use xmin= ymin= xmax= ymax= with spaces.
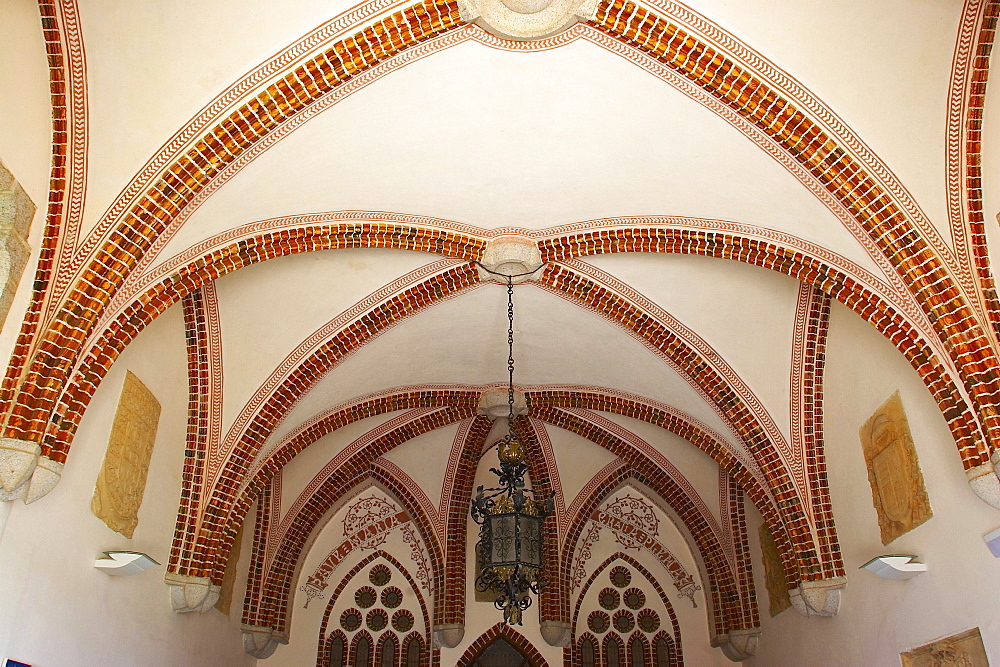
xmin=215 ymin=522 xmax=244 ymax=615
xmin=91 ymin=371 xmax=161 ymax=538
xmin=901 ymin=627 xmax=989 ymax=666
xmin=859 ymin=392 xmax=932 ymax=545
xmin=758 ymin=523 xmax=791 ymax=617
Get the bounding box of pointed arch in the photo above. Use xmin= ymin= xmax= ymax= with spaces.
xmin=457 ymin=622 xmax=550 ymax=666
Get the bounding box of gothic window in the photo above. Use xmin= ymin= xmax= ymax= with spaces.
xmin=470 ymin=637 xmax=532 ymax=666
xmin=606 ymin=636 xmax=623 ymax=667
xmin=405 ymin=633 xmax=422 ymax=667
xmin=352 ymin=632 xmax=373 ymax=667
xmin=580 ymin=635 xmax=596 ymax=667
xmin=379 ymin=633 xmax=397 ymax=667
xmin=328 ymin=632 xmax=346 ymax=666
xmin=629 ymin=634 xmax=648 ymax=667
xmin=655 ymin=635 xmax=672 ymax=666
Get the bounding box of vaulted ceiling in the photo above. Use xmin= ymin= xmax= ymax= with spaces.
xmin=3 ymin=0 xmax=1000 ymax=663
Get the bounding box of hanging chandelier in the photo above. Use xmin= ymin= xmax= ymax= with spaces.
xmin=471 ymin=270 xmax=555 ymax=626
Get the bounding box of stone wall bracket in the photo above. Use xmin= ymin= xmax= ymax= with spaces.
xmin=789 ymin=576 xmax=846 ymax=617
xmin=165 ymin=572 xmax=221 ymax=613
xmin=242 ymin=625 xmax=286 ymax=659
xmin=967 ymin=455 xmax=1000 ymax=510
xmin=540 ymin=620 xmax=572 ymax=647
xmin=711 ymin=627 xmax=761 ymax=662
xmin=0 ymin=438 xmax=63 ymax=504
xmin=434 ymin=622 xmax=465 ymax=648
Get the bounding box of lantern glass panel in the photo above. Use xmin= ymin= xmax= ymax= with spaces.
xmin=489 ymin=514 xmax=518 ymax=564
xmin=518 ymin=514 xmax=542 ymax=567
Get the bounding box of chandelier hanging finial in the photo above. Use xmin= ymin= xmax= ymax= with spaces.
xmin=471 ymin=264 xmax=554 ymax=626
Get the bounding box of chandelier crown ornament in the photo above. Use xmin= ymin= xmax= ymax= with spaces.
xmin=471 ymin=266 xmax=554 ymax=626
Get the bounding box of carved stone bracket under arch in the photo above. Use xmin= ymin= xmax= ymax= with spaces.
xmin=711 ymin=627 xmax=761 ymax=662
xmin=0 ymin=438 xmax=62 ymax=504
xmin=789 ymin=576 xmax=847 ymax=617
xmin=164 ymin=572 xmax=221 ymax=613
xmin=967 ymin=456 xmax=1000 ymax=510
xmin=433 ymin=622 xmax=465 ymax=648
xmin=241 ymin=624 xmax=287 ymax=659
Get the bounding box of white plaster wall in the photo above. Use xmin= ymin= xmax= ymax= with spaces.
xmin=745 ymin=301 xmax=1000 ymax=666
xmin=0 ymin=303 xmax=255 ymax=667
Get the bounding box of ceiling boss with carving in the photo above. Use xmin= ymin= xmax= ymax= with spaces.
xmin=0 ymin=0 xmax=999 ymax=665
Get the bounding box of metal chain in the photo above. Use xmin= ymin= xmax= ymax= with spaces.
xmin=507 ymin=275 xmax=515 ymax=432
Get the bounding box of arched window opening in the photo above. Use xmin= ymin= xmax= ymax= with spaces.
xmin=404 ymin=633 xmax=422 ymax=667
xmin=655 ymin=635 xmax=672 ymax=666
xmin=606 ymin=635 xmax=623 ymax=667
xmin=328 ymin=633 xmax=346 ymax=666
xmin=351 ymin=632 xmax=372 ymax=667
xmin=580 ymin=636 xmax=596 ymax=667
xmin=630 ymin=634 xmax=648 ymax=667
xmin=471 ymin=637 xmax=532 ymax=666
xmin=379 ymin=634 xmax=397 ymax=667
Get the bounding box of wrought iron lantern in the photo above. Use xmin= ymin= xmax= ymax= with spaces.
xmin=471 ymin=272 xmax=555 ymax=625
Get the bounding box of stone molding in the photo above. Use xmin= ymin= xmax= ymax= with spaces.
xmin=164 ymin=572 xmax=221 ymax=613
xmin=0 ymin=438 xmax=63 ymax=504
xmin=789 ymin=576 xmax=847 ymax=617
xmin=433 ymin=622 xmax=465 ymax=648
xmin=711 ymin=627 xmax=761 ymax=662
xmin=477 ymin=236 xmax=544 ymax=283
xmin=458 ymin=0 xmax=598 ymax=40
xmin=241 ymin=625 xmax=287 ymax=659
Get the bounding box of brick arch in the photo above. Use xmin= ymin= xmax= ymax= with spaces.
xmin=541 ymin=229 xmax=990 ymax=470
xmin=249 ymin=406 xmax=472 ymax=634
xmin=533 ymin=268 xmax=816 ymax=583
xmin=1 ymin=0 xmax=468 ymax=443
xmin=315 ymin=550 xmax=432 ymax=667
xmin=534 ymin=411 xmax=755 ymax=636
xmin=173 ymin=388 xmax=483 ymax=578
xmin=7 ymin=0 xmax=994 ymax=508
xmin=588 ymin=0 xmax=1000 ymax=456
xmin=45 ymin=229 xmax=484 ymax=462
xmin=457 ymin=622 xmax=550 ymax=666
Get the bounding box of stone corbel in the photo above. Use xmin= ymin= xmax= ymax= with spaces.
xmin=242 ymin=625 xmax=286 ymax=659
xmin=789 ymin=576 xmax=846 ymax=617
xmin=164 ymin=572 xmax=221 ymax=613
xmin=966 ymin=454 xmax=1000 ymax=510
xmin=711 ymin=628 xmax=761 ymax=662
xmin=433 ymin=623 xmax=465 ymax=649
xmin=539 ymin=620 xmax=572 ymax=647
xmin=0 ymin=438 xmax=63 ymax=504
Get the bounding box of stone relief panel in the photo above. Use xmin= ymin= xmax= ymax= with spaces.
xmin=900 ymin=627 xmax=989 ymax=667
xmin=758 ymin=523 xmax=791 ymax=617
xmin=859 ymin=392 xmax=932 ymax=545
xmin=91 ymin=371 xmax=162 ymax=538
